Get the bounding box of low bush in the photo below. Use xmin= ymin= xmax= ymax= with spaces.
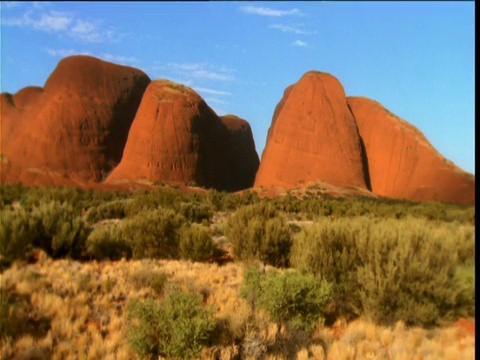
xmin=179 ymin=223 xmax=215 ymax=262
xmin=126 ymin=287 xmax=216 ymax=359
xmin=240 ymin=267 xmax=332 ymax=332
xmin=1 ymin=207 xmax=33 ymax=262
xmin=29 ymin=201 xmax=90 ymax=259
xmin=177 ymin=201 xmax=213 ymax=224
xmin=86 ymin=224 xmax=131 ymax=260
xmin=85 ymin=200 xmax=128 ymax=223
xmin=1 ymin=201 xmax=90 ymax=262
xmin=226 ymin=203 xmax=292 ymax=267
xmin=290 ymin=217 xmax=475 ymax=327
xmin=122 ymin=209 xmax=184 ymax=259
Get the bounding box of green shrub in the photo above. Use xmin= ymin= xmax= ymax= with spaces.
xmin=0 ymin=183 xmax=24 ymax=209
xmin=85 ymin=200 xmax=128 ymax=223
xmin=290 ymin=218 xmax=365 ymax=319
xmin=126 ymin=287 xmax=216 ymax=359
xmin=122 ymin=209 xmax=184 ymax=259
xmin=226 ymin=203 xmax=292 ymax=267
xmin=18 ymin=186 xmax=93 ymax=212
xmin=290 ymin=217 xmax=475 ymax=327
xmin=124 ymin=187 xmax=181 ymax=216
xmin=452 ymin=264 xmax=475 ymax=317
xmin=240 ymin=267 xmax=332 ymax=332
xmin=1 ymin=207 xmax=33 ymax=262
xmin=29 ymin=201 xmax=90 ymax=258
xmin=1 ymin=201 xmax=90 ymax=261
xmin=177 ymin=202 xmax=213 ymax=224
xmin=179 ymin=224 xmax=215 ymax=262
xmin=86 ymin=224 xmax=131 ymax=260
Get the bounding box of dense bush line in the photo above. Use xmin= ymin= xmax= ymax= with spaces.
xmin=290 ymin=217 xmax=475 ymax=327
xmin=0 ymin=183 xmax=475 ymax=331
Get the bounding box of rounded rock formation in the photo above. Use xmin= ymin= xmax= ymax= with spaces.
xmin=254 ymin=71 xmax=369 ymax=190
xmin=106 ymin=80 xmax=259 ymax=191
xmin=348 ymin=96 xmax=475 ymax=205
xmin=1 ymin=55 xmax=151 ymax=185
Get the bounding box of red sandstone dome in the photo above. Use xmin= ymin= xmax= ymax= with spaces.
xmin=1 ymin=55 xmax=151 ymax=185
xmin=348 ymin=96 xmax=475 ymax=205
xmin=105 ymin=80 xmax=259 ymax=191
xmin=254 ymin=71 xmax=369 ymax=190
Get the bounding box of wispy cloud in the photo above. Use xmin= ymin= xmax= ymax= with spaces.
xmin=46 ymin=47 xmax=91 ymax=57
xmin=2 ymin=5 xmax=123 ymax=43
xmin=240 ymin=5 xmax=304 ymax=17
xmin=205 ymin=97 xmax=229 ymax=105
xmin=192 ymin=70 xmax=233 ymax=82
xmin=270 ymin=23 xmax=317 ymax=35
xmin=167 ymin=62 xmax=235 ymax=82
xmin=2 ymin=1 xmax=23 ymax=9
xmin=169 ymin=63 xmax=204 ymax=71
xmin=291 ymin=40 xmax=307 ymax=47
xmin=100 ymin=53 xmax=139 ymax=65
xmin=45 ymin=48 xmax=139 ymax=66
xmin=193 ymin=87 xmax=231 ymax=96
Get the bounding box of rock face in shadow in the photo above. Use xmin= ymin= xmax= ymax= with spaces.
xmin=348 ymin=96 xmax=475 ymax=205
xmin=220 ymin=115 xmax=260 ymax=190
xmin=254 ymin=71 xmax=369 ymax=190
xmin=106 ymin=80 xmax=259 ymax=191
xmin=1 ymin=55 xmax=151 ymax=185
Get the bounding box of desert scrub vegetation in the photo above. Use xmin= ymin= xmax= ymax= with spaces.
xmin=0 ymin=183 xmax=475 ymax=358
xmin=122 ymin=208 xmax=185 ymax=259
xmin=290 ymin=216 xmax=475 ymax=327
xmin=1 ymin=201 xmax=90 ymax=264
xmin=126 ymin=286 xmax=216 ymax=359
xmin=179 ymin=223 xmax=215 ymax=261
xmin=241 ymin=267 xmax=332 ymax=332
xmin=226 ymin=203 xmax=292 ymax=267
xmin=0 ymin=257 xmax=474 ymax=359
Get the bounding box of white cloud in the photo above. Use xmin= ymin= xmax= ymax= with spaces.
xmin=240 ymin=6 xmax=304 ymax=17
xmin=169 ymin=63 xmax=205 ymax=71
xmin=100 ymin=53 xmax=139 ymax=65
xmin=2 ymin=1 xmax=23 ymax=9
xmin=191 ymin=70 xmax=233 ymax=82
xmin=205 ymin=97 xmax=229 ymax=105
xmin=34 ymin=11 xmax=73 ymax=31
xmin=291 ymin=40 xmax=307 ymax=47
xmin=2 ymin=6 xmax=121 ymax=43
xmin=167 ymin=63 xmax=235 ymax=82
xmin=46 ymin=47 xmax=91 ymax=57
xmin=194 ymin=87 xmax=231 ymax=96
xmin=45 ymin=48 xmax=139 ymax=66
xmin=270 ymin=24 xmax=317 ymax=35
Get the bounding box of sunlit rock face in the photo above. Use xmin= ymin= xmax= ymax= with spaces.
xmin=106 ymin=80 xmax=259 ymax=191
xmin=254 ymin=71 xmax=369 ymax=190
xmin=348 ymin=96 xmax=475 ymax=205
xmin=1 ymin=55 xmax=151 ymax=185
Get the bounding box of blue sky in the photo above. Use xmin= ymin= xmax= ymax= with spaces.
xmin=1 ymin=1 xmax=475 ymax=174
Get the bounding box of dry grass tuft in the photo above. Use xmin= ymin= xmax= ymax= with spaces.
xmin=1 ymin=257 xmax=474 ymax=359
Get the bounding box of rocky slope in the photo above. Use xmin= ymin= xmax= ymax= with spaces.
xmin=105 ymin=80 xmax=259 ymax=191
xmin=348 ymin=96 xmax=475 ymax=205
xmin=1 ymin=55 xmax=151 ymax=185
xmin=254 ymin=71 xmax=370 ymax=190
xmin=254 ymin=71 xmax=474 ymax=205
